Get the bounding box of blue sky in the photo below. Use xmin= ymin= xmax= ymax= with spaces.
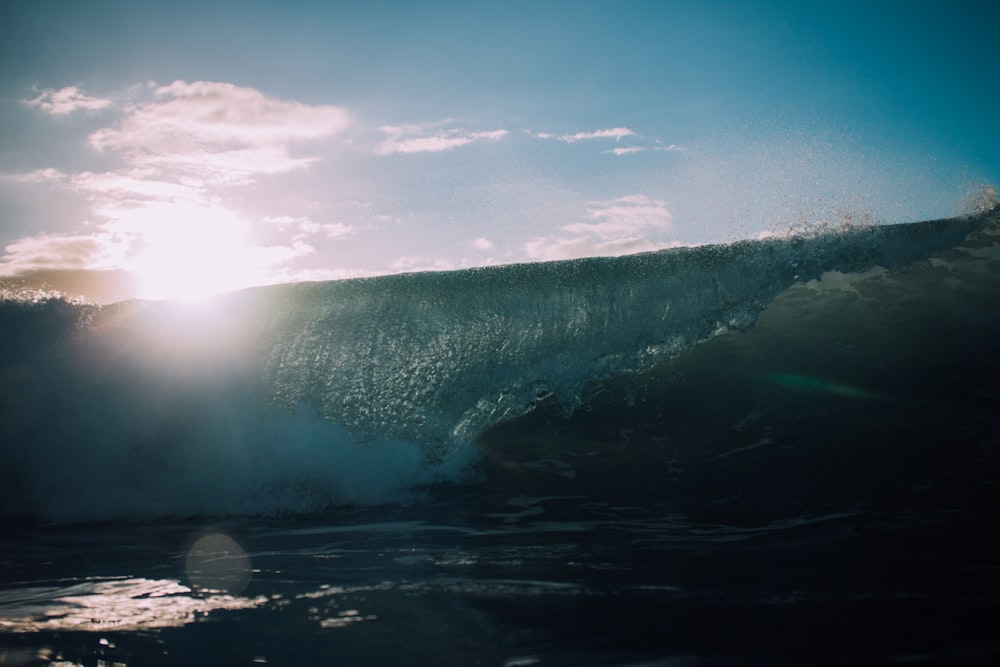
xmin=1 ymin=0 xmax=997 ymax=301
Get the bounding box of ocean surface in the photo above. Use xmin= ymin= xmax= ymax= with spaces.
xmin=2 ymin=206 xmax=1000 ymax=666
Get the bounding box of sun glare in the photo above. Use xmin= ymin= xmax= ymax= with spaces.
xmin=121 ymin=203 xmax=266 ymax=301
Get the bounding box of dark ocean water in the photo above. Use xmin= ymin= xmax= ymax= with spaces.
xmin=2 ymin=206 xmax=1000 ymax=665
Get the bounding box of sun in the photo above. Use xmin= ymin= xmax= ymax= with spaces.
xmin=120 ymin=203 xmax=268 ymax=301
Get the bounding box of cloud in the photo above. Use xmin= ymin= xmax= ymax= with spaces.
xmin=90 ymin=81 xmax=350 ymax=181
xmin=532 ymin=128 xmax=684 ymax=155
xmin=0 ymin=232 xmax=128 ymax=274
xmin=71 ymin=170 xmax=205 ymax=203
xmin=25 ymin=86 xmax=112 ymax=115
xmin=557 ymin=127 xmax=636 ymax=143
xmin=266 ymin=216 xmax=353 ymax=240
xmin=525 ymin=195 xmax=680 ymax=261
xmin=566 ymin=194 xmax=673 ymax=239
xmin=606 ymin=147 xmax=647 ymax=156
xmin=99 ymin=80 xmax=349 ymax=145
xmin=470 ymin=237 xmax=494 ymax=250
xmin=605 ymin=144 xmax=686 ymax=156
xmin=531 ymin=127 xmax=637 ymax=144
xmin=8 ymin=168 xmax=69 ymax=183
xmin=376 ymin=123 xmax=508 ymax=154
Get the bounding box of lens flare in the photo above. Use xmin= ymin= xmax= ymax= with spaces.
xmin=185 ymin=533 xmax=252 ymax=594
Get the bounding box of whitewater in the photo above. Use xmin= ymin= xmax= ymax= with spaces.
xmin=2 ymin=203 xmax=1000 ymax=665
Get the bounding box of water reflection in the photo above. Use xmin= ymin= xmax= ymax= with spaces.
xmin=0 ymin=577 xmax=265 ymax=633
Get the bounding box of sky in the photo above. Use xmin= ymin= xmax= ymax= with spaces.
xmin=1 ymin=0 xmax=997 ymax=302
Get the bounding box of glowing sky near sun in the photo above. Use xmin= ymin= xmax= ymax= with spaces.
xmin=0 ymin=0 xmax=997 ymax=302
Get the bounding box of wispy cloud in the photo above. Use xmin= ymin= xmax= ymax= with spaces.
xmin=603 ymin=145 xmax=685 ymax=155
xmin=267 ymin=215 xmax=354 ymax=241
xmin=566 ymin=194 xmax=673 ymax=238
xmin=557 ymin=127 xmax=636 ymax=143
xmin=532 ymin=128 xmax=685 ymax=155
xmin=525 ymin=194 xmax=680 ymax=261
xmin=90 ymin=80 xmax=350 ymax=182
xmin=0 ymin=232 xmax=128 ymax=273
xmin=376 ymin=123 xmax=508 ymax=154
xmin=71 ymin=170 xmax=206 ymax=203
xmin=605 ymin=146 xmax=646 ymax=156
xmin=8 ymin=168 xmax=69 ymax=183
xmin=25 ymin=86 xmax=112 ymax=115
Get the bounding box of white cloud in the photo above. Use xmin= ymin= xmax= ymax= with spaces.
xmin=525 ymin=195 xmax=680 ymax=261
xmin=265 ymin=215 xmax=353 ymax=240
xmin=566 ymin=194 xmax=673 ymax=239
xmin=606 ymin=147 xmax=647 ymax=156
xmin=71 ymin=170 xmax=205 ymax=203
xmin=264 ymin=215 xmax=304 ymax=228
xmin=533 ymin=128 xmax=684 ymax=155
xmin=605 ymin=144 xmax=685 ymax=156
xmin=25 ymin=86 xmax=112 ymax=115
xmin=89 ymin=80 xmax=350 ymax=181
xmin=470 ymin=237 xmax=494 ymax=250
xmin=9 ymin=168 xmax=69 ymax=183
xmin=98 ymin=80 xmax=349 ymax=145
xmin=376 ymin=124 xmax=507 ymax=154
xmin=144 ymin=145 xmax=320 ymax=183
xmin=0 ymin=232 xmax=128 ymax=274
xmin=558 ymin=127 xmax=636 ymax=143
xmin=297 ymin=219 xmax=354 ymax=240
